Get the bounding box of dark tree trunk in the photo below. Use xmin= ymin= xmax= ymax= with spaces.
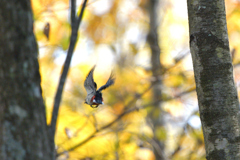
xmin=187 ymin=0 xmax=240 ymax=159
xmin=0 ymin=0 xmax=53 ymax=159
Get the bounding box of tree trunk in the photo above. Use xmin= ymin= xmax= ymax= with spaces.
xmin=147 ymin=0 xmax=166 ymax=159
xmin=0 ymin=0 xmax=53 ymax=159
xmin=187 ymin=0 xmax=240 ymax=159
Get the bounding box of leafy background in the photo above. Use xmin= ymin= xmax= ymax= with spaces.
xmin=32 ymin=0 xmax=240 ymax=159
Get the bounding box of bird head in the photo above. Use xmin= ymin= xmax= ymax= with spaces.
xmin=91 ymin=91 xmax=104 ymax=105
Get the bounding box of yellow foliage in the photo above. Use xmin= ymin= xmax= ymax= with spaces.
xmin=155 ymin=126 xmax=167 ymax=141
xmin=32 ymin=0 xmax=227 ymax=159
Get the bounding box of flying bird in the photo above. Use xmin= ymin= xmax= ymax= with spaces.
xmin=84 ymin=66 xmax=115 ymax=108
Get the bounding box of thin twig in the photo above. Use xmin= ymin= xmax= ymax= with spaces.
xmin=57 ymin=105 xmax=141 ymax=157
xmin=49 ymin=0 xmax=88 ymax=138
xmin=70 ymin=0 xmax=76 ymax=25
xmin=56 ymin=84 xmax=154 ymax=157
xmin=169 ymin=110 xmax=199 ymax=159
xmin=56 ymin=85 xmax=195 ymax=157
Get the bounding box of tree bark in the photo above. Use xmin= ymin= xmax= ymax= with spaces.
xmin=187 ymin=0 xmax=240 ymax=159
xmin=0 ymin=0 xmax=52 ymax=159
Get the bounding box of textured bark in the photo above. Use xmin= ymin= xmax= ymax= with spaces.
xmin=187 ymin=0 xmax=240 ymax=159
xmin=147 ymin=0 xmax=165 ymax=159
xmin=0 ymin=0 xmax=52 ymax=159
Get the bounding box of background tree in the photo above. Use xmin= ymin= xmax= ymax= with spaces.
xmin=146 ymin=0 xmax=166 ymax=159
xmin=187 ymin=0 xmax=240 ymax=159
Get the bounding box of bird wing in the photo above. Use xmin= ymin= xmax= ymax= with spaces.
xmin=97 ymin=72 xmax=115 ymax=92
xmin=84 ymin=66 xmax=97 ymax=95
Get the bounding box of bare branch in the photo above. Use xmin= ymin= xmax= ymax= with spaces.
xmin=49 ymin=0 xmax=88 ymax=138
xmin=70 ymin=0 xmax=76 ymax=25
xmin=169 ymin=110 xmax=199 ymax=159
xmin=56 ymin=85 xmax=195 ymax=157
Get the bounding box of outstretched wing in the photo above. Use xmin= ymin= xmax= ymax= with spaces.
xmin=97 ymin=72 xmax=115 ymax=92
xmin=84 ymin=66 xmax=97 ymax=95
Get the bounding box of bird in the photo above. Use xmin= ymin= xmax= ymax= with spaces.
xmin=84 ymin=65 xmax=115 ymax=108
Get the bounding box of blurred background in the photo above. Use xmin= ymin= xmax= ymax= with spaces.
xmin=32 ymin=0 xmax=240 ymax=159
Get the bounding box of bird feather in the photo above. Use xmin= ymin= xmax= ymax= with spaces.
xmin=97 ymin=72 xmax=115 ymax=92
xmin=84 ymin=65 xmax=97 ymax=96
